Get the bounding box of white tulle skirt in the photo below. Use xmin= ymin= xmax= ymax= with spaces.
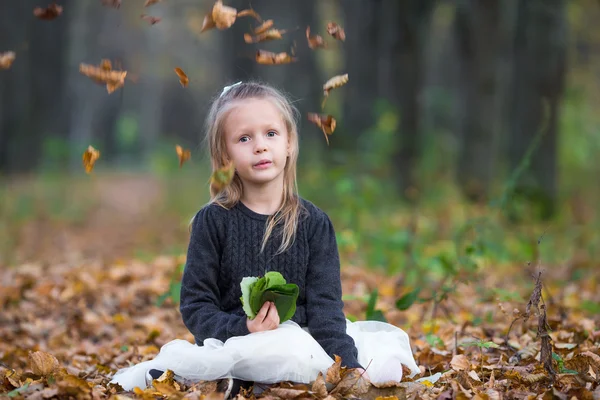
xmin=110 ymin=319 xmax=420 ymax=391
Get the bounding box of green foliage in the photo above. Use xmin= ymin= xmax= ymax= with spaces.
xmin=365 ymin=288 xmax=387 ymax=322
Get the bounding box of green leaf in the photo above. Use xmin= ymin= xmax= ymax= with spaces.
xmin=396 ymin=288 xmax=421 ymax=310
xmin=366 ymin=288 xmax=379 ymax=316
xmin=7 ymin=382 xmax=30 ymax=397
xmin=366 ymin=309 xmax=387 ymax=322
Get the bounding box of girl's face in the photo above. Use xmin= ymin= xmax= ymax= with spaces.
xmin=223 ymin=98 xmax=290 ymax=189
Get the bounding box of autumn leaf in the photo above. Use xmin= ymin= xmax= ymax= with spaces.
xmin=326 ymin=355 xmax=342 ymax=385
xmin=327 ymin=21 xmax=346 ymax=41
xmin=312 ymin=372 xmax=328 ymax=398
xmin=322 ymin=73 xmax=348 ymax=108
xmin=175 ymin=145 xmax=191 ymax=168
xmin=306 ymin=26 xmax=327 ymax=50
xmin=254 ymin=19 xmax=274 ymax=35
xmin=255 ymin=49 xmax=297 ymax=65
xmin=330 ymin=368 xmax=370 ymax=398
xmin=141 ymin=14 xmax=161 ymax=25
xmin=307 ymin=113 xmax=336 ymax=145
xmin=450 ymin=354 xmax=471 ymax=371
xmin=244 ymin=29 xmax=288 ymax=44
xmin=212 ymin=0 xmax=237 ymax=30
xmin=237 ymin=8 xmax=262 ymax=22
xmin=82 ymin=145 xmax=100 ymax=174
xmin=33 ymin=3 xmax=63 ymax=20
xmin=100 ymin=0 xmax=121 ymax=9
xmin=0 ymin=51 xmax=16 ymax=70
xmin=28 ymin=351 xmax=59 ymax=376
xmin=79 ymin=60 xmax=127 ymax=94
xmin=144 ymin=0 xmax=162 ymax=7
xmin=174 ymin=67 xmax=189 ymax=87
xmin=210 ymin=161 xmax=235 ymax=195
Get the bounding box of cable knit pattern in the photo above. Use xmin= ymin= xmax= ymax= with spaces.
xmin=179 ymin=198 xmax=362 ymax=369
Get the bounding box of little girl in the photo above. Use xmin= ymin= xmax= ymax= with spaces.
xmin=110 ymin=81 xmax=419 ymax=394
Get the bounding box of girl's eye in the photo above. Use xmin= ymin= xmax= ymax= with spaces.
xmin=239 ymin=136 xmax=250 ymax=143
xmin=266 ymin=131 xmax=277 ymax=137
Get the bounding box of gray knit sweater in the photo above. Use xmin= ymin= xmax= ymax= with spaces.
xmin=179 ymin=197 xmax=362 ymax=369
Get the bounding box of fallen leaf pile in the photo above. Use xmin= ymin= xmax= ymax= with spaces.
xmin=1 ymin=252 xmax=599 ymax=399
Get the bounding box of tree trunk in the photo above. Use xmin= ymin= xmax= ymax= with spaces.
xmin=508 ymin=0 xmax=566 ymax=220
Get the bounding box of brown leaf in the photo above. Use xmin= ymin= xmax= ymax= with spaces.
xmin=141 ymin=14 xmax=161 ymax=25
xmin=28 ymin=351 xmax=59 ymax=376
xmin=0 ymin=51 xmax=16 ymax=70
xmin=237 ymin=8 xmax=262 ymax=21
xmin=326 ymin=22 xmax=345 ymax=41
xmin=330 ymin=369 xmax=370 ymax=398
xmin=322 ymin=73 xmax=348 ymax=108
xmin=79 ymin=61 xmax=127 ymax=94
xmin=326 ymin=355 xmax=342 ymax=385
xmin=255 ymin=49 xmax=297 ymax=65
xmin=57 ymin=373 xmax=93 ymax=398
xmin=210 ymin=160 xmax=235 ymax=195
xmin=307 ymin=113 xmax=336 ymax=145
xmin=244 ymin=29 xmax=287 ymax=44
xmin=174 ymin=67 xmax=189 ymax=87
xmin=100 ymin=0 xmax=121 ymax=9
xmin=312 ymin=372 xmax=328 ymax=399
xmin=509 ymin=342 xmax=540 ymax=364
xmin=538 ymin=304 xmax=556 ymax=380
xmin=201 ymin=14 xmax=217 ymax=32
xmin=152 ymin=370 xmax=182 ymax=396
xmin=82 ymin=145 xmax=100 ymax=174
xmin=306 ymin=26 xmax=327 ymax=50
xmin=525 ymin=271 xmax=543 ymax=319
xmin=175 ymin=145 xmax=191 ymax=168
xmin=267 ymin=387 xmax=310 ymax=399
xmin=33 ymin=3 xmax=63 ymax=20
xmin=212 ymin=0 xmax=237 ymax=30
xmin=450 ymin=354 xmax=471 ymax=372
xmin=254 ymin=19 xmax=274 ymax=35
xmin=144 ymin=0 xmax=162 ymax=7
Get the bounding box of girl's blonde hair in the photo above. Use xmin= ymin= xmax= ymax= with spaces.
xmin=203 ymin=81 xmax=303 ymax=254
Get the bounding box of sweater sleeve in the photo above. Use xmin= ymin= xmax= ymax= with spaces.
xmin=179 ymin=206 xmax=250 ymax=343
xmin=305 ymin=210 xmax=363 ymax=369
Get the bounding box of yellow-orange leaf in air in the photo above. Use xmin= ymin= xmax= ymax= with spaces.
xmin=244 ymin=29 xmax=287 ymax=44
xmin=306 ymin=26 xmax=327 ymax=50
xmin=212 ymin=0 xmax=237 ymax=30
xmin=33 ymin=3 xmax=63 ymax=20
xmin=0 ymin=51 xmax=16 ymax=70
xmin=101 ymin=0 xmax=121 ymax=9
xmin=175 ymin=145 xmax=191 ymax=168
xmin=255 ymin=49 xmax=297 ymax=65
xmin=174 ymin=67 xmax=189 ymax=87
xmin=28 ymin=351 xmax=59 ymax=376
xmin=79 ymin=61 xmax=127 ymax=94
xmin=82 ymin=146 xmax=100 ymax=174
xmin=254 ymin=19 xmax=274 ymax=35
xmin=327 ymin=21 xmax=346 ymax=41
xmin=307 ymin=113 xmax=336 ymax=146
xmin=210 ymin=161 xmax=235 ymax=195
xmin=237 ymin=8 xmax=262 ymax=22
xmin=322 ymin=73 xmax=348 ymax=108
xmin=141 ymin=14 xmax=161 ymax=25
xmin=144 ymin=0 xmax=162 ymax=7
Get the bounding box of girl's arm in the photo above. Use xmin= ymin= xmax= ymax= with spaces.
xmin=180 ymin=206 xmax=250 ymax=343
xmin=306 ymin=210 xmax=363 ymax=369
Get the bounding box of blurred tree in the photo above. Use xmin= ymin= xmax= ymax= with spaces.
xmin=508 ymin=0 xmax=567 ymax=220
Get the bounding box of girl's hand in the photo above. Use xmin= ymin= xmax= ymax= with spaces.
xmin=246 ymin=301 xmax=280 ymax=333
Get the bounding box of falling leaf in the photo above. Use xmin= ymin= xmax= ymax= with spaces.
xmin=79 ymin=60 xmax=127 ymax=94
xmin=244 ymin=29 xmax=288 ymax=44
xmin=450 ymin=354 xmax=470 ymax=371
xmin=101 ymin=0 xmax=121 ymax=9
xmin=175 ymin=145 xmax=191 ymax=168
xmin=237 ymin=8 xmax=262 ymax=21
xmin=306 ymin=26 xmax=327 ymax=49
xmin=144 ymin=0 xmax=162 ymax=7
xmin=174 ymin=67 xmax=189 ymax=87
xmin=33 ymin=3 xmax=63 ymax=20
xmin=327 ymin=21 xmax=346 ymax=41
xmin=28 ymin=351 xmax=59 ymax=376
xmin=209 ymin=161 xmax=235 ymax=195
xmin=82 ymin=145 xmax=100 ymax=174
xmin=141 ymin=14 xmax=161 ymax=25
xmin=0 ymin=51 xmax=16 ymax=70
xmin=255 ymin=49 xmax=297 ymax=65
xmin=322 ymin=73 xmax=348 ymax=108
xmin=325 ymin=355 xmax=342 ymax=385
xmin=201 ymin=14 xmax=216 ymax=32
xmin=254 ymin=19 xmax=274 ymax=35
xmin=307 ymin=113 xmax=336 ymax=145
xmin=212 ymin=0 xmax=237 ymax=30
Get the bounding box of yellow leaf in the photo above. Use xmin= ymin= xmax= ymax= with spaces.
xmin=28 ymin=351 xmax=59 ymax=376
